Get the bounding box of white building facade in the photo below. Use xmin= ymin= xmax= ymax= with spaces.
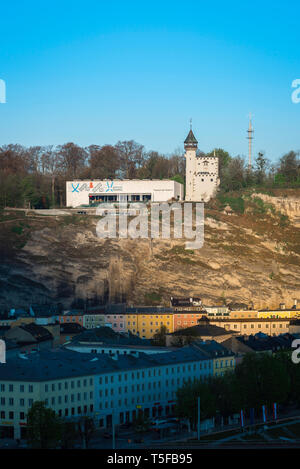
xmin=66 ymin=180 xmax=183 ymax=208
xmin=184 ymin=129 xmax=220 ymax=202
xmin=0 ymin=347 xmax=213 ymax=437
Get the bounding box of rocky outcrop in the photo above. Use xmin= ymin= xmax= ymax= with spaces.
xmin=254 ymin=193 xmax=300 ymax=226
xmin=0 ymin=201 xmax=299 ymax=310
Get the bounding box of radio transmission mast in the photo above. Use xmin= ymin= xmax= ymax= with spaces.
xmin=247 ymin=113 xmax=254 ymax=170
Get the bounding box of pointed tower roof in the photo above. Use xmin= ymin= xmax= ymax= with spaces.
xmin=184 ymin=129 xmax=198 ymax=145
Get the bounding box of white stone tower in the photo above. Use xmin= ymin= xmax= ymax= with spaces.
xmin=184 ymin=127 xmax=220 ymax=202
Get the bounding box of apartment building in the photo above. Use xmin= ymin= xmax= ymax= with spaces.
xmin=257 ymin=308 xmax=300 ymax=319
xmin=0 ymin=346 xmax=214 ymax=438
xmin=192 ymin=340 xmax=236 ymax=377
xmin=125 ymin=307 xmax=174 ymax=339
xmin=59 ymin=311 xmax=84 ymax=326
xmin=0 ymin=350 xmax=95 ymax=439
xmin=93 ymin=347 xmax=213 ymax=427
xmin=173 ymin=312 xmax=205 ymax=330
xmin=210 ymin=317 xmax=290 ymax=335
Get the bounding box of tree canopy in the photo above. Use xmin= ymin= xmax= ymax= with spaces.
xmin=0 ymin=139 xmax=299 ymax=210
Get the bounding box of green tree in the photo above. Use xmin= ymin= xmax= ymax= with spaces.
xmin=221 ymin=156 xmax=245 ymax=191
xmin=61 ymin=421 xmax=78 ymax=449
xmin=133 ymin=413 xmax=151 ymax=432
xmin=27 ymin=401 xmax=62 ymax=449
xmin=255 ymin=151 xmax=269 ymax=185
xmin=171 ymin=174 xmax=184 ymax=185
xmin=152 ymin=325 xmax=168 ymax=346
xmin=235 ymin=353 xmax=290 ymax=410
xmin=77 ymin=417 xmax=96 ymax=449
xmin=176 ymin=380 xmax=217 ymax=429
xmin=207 ymin=148 xmax=231 ymax=182
xmin=209 ymin=373 xmax=242 ymax=418
xmin=278 ymin=151 xmax=300 ymax=184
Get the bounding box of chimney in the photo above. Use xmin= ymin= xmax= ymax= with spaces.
xmin=294 ymin=299 xmax=298 ymax=308
xmin=280 ymin=303 xmax=286 ymax=310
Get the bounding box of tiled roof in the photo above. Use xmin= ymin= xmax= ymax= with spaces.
xmin=236 ymin=333 xmax=296 ymax=351
xmin=192 ymin=340 xmax=235 ymax=357
xmin=126 ymin=307 xmax=173 ymax=314
xmin=0 ymin=346 xmax=212 ymax=382
xmin=169 ymin=322 xmax=232 ymax=337
xmin=71 ymin=326 xmax=150 ymax=346
xmin=184 ymin=129 xmax=198 ymax=145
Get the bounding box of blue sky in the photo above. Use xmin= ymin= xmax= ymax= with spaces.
xmin=0 ymin=0 xmax=300 ymax=162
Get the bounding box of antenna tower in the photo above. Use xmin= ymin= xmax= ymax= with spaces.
xmin=247 ymin=113 xmax=254 ymax=170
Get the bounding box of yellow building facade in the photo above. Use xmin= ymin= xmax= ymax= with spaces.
xmin=257 ymin=309 xmax=300 ymax=319
xmin=126 ymin=313 xmax=174 ymax=339
xmin=213 ymin=355 xmax=235 ymax=377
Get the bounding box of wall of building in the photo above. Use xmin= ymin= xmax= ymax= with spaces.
xmin=93 ymin=359 xmax=212 ymax=427
xmin=213 ymin=357 xmax=235 ymax=377
xmin=104 ymin=314 xmax=126 ymax=332
xmin=0 ymin=354 xmax=215 ymax=437
xmin=83 ymin=314 xmax=106 ymax=329
xmin=173 ymin=313 xmax=204 ymax=331
xmin=0 ymin=376 xmax=94 ymax=439
xmin=66 ymin=180 xmax=183 ymax=208
xmin=125 ymin=313 xmax=174 ymax=339
xmin=257 ymin=309 xmax=300 ymax=319
xmin=59 ymin=314 xmax=84 ymax=326
xmin=185 ymin=147 xmax=219 ymax=202
xmin=210 ymin=318 xmax=290 ymax=335
xmin=66 ymin=344 xmax=172 ymax=357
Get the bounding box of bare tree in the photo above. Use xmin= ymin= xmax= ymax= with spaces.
xmin=56 ymin=142 xmax=88 ymax=179
xmin=88 ymin=144 xmax=120 ymax=179
xmin=115 ymin=140 xmax=144 ymax=178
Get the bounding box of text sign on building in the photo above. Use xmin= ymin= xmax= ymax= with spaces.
xmin=71 ymin=181 xmax=123 ymax=193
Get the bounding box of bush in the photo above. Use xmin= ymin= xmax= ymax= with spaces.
xmin=11 ymin=225 xmax=23 ymax=235
xmin=217 ymin=194 xmax=245 ymax=214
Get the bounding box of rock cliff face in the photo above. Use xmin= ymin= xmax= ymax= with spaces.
xmin=0 ymin=193 xmax=299 ymax=310
xmin=253 ymin=193 xmax=300 ymax=227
